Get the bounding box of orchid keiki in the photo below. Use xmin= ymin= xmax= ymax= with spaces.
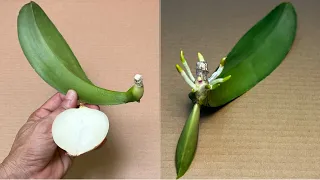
xmin=176 ymin=51 xmax=231 ymax=105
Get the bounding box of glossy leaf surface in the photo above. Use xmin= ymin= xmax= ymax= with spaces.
xmin=18 ymin=1 xmax=143 ymax=105
xmin=175 ymin=103 xmax=200 ymax=179
xmin=190 ymin=2 xmax=297 ymax=107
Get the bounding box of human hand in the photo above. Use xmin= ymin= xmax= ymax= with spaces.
xmin=0 ymin=90 xmax=100 ymax=179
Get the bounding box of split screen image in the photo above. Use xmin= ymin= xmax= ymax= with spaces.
xmin=0 ymin=0 xmax=320 ymax=179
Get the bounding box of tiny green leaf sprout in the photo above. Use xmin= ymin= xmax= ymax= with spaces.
xmin=174 ymin=2 xmax=297 ymax=179
xmin=176 ymin=51 xmax=231 ymax=106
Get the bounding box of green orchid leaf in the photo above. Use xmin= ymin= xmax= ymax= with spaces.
xmin=190 ymin=2 xmax=297 ymax=107
xmin=175 ymin=103 xmax=201 ymax=179
xmin=18 ymin=1 xmax=144 ymax=105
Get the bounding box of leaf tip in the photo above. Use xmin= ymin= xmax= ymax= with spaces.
xmin=176 ymin=171 xmax=184 ymax=179
xmin=281 ymin=1 xmax=294 ymax=6
xmin=18 ymin=1 xmax=41 ymax=19
xmin=278 ymin=1 xmax=296 ymax=12
xmin=25 ymin=1 xmax=39 ymax=8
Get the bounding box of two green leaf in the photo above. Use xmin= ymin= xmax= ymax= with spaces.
xmin=189 ymin=2 xmax=297 ymax=108
xmin=178 ymin=2 xmax=297 ymax=178
xmin=18 ymin=1 xmax=144 ymax=105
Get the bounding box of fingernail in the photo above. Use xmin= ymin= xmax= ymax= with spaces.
xmin=66 ymin=89 xmax=76 ymax=100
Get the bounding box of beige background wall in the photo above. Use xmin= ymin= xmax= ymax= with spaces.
xmin=0 ymin=0 xmax=160 ymax=179
xmin=161 ymin=0 xmax=320 ymax=179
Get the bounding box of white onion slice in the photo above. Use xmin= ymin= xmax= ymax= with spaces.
xmin=52 ymin=106 xmax=109 ymax=156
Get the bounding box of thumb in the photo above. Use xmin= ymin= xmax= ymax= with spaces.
xmin=49 ymin=90 xmax=78 ymax=119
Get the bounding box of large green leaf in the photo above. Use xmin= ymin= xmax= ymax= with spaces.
xmin=18 ymin=1 xmax=93 ymax=85
xmin=190 ymin=2 xmax=297 ymax=107
xmin=18 ymin=1 xmax=144 ymax=105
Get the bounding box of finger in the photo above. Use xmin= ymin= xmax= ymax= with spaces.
xmin=48 ymin=90 xmax=78 ymax=120
xmin=58 ymin=148 xmax=74 ymax=174
xmin=83 ymin=104 xmax=100 ymax=110
xmin=29 ymin=92 xmax=66 ymax=121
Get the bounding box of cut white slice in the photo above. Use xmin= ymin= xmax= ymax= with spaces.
xmin=52 ymin=106 xmax=109 ymax=156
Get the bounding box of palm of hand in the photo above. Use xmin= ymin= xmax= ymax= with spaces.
xmin=1 ymin=90 xmax=100 ymax=179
